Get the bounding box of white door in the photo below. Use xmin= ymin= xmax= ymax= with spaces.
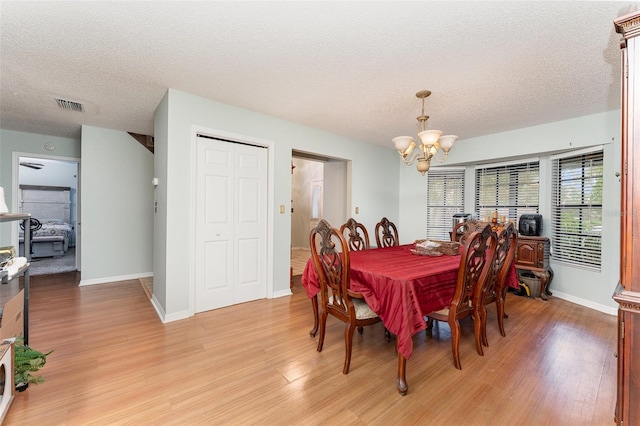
xmin=195 ymin=136 xmax=267 ymax=312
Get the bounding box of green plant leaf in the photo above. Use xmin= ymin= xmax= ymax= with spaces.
xmin=11 ymin=335 xmax=53 ymax=387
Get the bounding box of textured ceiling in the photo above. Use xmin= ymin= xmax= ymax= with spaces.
xmin=1 ymin=1 xmax=638 ymax=148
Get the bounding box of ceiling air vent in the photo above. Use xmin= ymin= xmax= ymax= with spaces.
xmin=55 ymin=98 xmax=84 ymax=112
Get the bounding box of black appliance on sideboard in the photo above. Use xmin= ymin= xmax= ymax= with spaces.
xmin=452 ymin=213 xmax=473 ymax=229
xmin=451 ymin=213 xmax=473 ymax=240
xmin=518 ymin=214 xmax=542 ymax=236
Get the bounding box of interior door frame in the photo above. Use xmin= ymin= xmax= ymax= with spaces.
xmin=189 ymin=126 xmax=275 ymax=316
xmin=11 ymin=152 xmax=81 ymax=270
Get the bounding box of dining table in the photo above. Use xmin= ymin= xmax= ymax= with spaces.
xmin=301 ymin=243 xmax=519 ymax=395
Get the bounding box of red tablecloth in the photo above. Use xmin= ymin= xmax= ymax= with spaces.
xmin=301 ymin=244 xmax=519 ymax=360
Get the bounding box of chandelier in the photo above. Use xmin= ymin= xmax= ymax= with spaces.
xmin=392 ymin=90 xmax=458 ymax=175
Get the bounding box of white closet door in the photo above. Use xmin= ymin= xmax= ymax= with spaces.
xmin=233 ymin=143 xmax=268 ymax=303
xmin=195 ymin=137 xmax=267 ymax=312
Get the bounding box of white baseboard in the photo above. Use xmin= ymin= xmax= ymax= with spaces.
xmin=161 ymin=307 xmax=190 ymax=323
xmin=149 ymin=294 xmax=166 ymax=321
xmin=551 ymin=290 xmax=617 ymax=316
xmin=79 ymin=272 xmax=153 ymax=286
xmin=272 ymin=288 xmax=293 ymax=298
xmin=146 ymin=294 xmax=189 ymax=323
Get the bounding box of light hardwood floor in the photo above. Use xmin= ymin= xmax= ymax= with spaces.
xmin=6 ymin=272 xmax=617 ymax=425
xmin=291 ymin=247 xmax=311 ymax=276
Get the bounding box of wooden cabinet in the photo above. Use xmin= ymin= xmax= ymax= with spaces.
xmin=515 ymin=236 xmax=553 ymax=300
xmin=614 ymin=285 xmax=640 ymax=424
xmin=613 ymin=11 xmax=640 ymax=426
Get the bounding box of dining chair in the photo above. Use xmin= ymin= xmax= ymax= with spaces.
xmin=426 ymin=223 xmax=496 ymax=370
xmin=310 ymin=219 xmax=382 ymax=374
xmin=375 ymin=217 xmax=399 ymax=248
xmin=451 ymin=221 xmax=468 ymax=242
xmin=340 ymin=218 xmax=371 ymax=251
xmin=480 ymin=221 xmax=517 ymax=341
xmin=340 ymin=218 xmax=394 ymax=341
xmin=451 ymin=219 xmax=487 ymax=244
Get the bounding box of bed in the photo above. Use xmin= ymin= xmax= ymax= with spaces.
xmin=18 ymin=185 xmax=75 ymax=258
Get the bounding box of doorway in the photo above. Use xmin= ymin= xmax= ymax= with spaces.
xmin=290 ymin=152 xmax=349 ymax=277
xmin=290 ymin=157 xmax=323 ymax=276
xmin=15 ymin=154 xmax=79 ymax=275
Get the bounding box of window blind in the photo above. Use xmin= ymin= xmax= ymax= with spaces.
xmin=475 ymin=161 xmax=540 ymax=222
xmin=551 ymin=150 xmax=603 ymax=271
xmin=426 ymin=169 xmax=465 ymax=240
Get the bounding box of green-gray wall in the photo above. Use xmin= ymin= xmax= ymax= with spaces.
xmin=153 ymin=88 xmax=399 ymax=321
xmin=79 ymin=126 xmax=154 ymax=284
xmin=399 ymin=110 xmax=621 ymax=314
xmin=1 ymin=127 xmax=153 ymax=283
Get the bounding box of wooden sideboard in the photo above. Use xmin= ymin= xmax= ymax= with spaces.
xmin=514 ymin=236 xmax=553 ymax=300
xmin=613 ymin=11 xmax=640 ymax=426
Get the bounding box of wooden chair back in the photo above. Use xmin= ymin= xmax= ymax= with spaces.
xmin=375 ymin=217 xmax=399 ymax=248
xmin=427 ymin=222 xmax=496 ymax=370
xmin=482 ymin=221 xmax=517 ymax=338
xmin=455 ymin=223 xmax=496 ymax=318
xmin=452 ymin=219 xmax=489 ymax=244
xmin=491 ymin=221 xmax=517 ymax=296
xmin=310 ymin=219 xmax=351 ymax=321
xmin=340 ymin=218 xmax=371 ymax=251
xmin=309 ymin=218 xmax=381 ymax=374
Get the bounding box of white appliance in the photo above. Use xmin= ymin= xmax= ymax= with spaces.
xmin=0 ymin=341 xmax=14 ymax=424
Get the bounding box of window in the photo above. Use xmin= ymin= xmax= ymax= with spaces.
xmin=475 ymin=160 xmax=539 ymax=222
xmin=551 ymin=148 xmax=603 ymax=271
xmin=311 ymin=181 xmax=323 ymax=220
xmin=426 ymin=169 xmax=465 ymax=240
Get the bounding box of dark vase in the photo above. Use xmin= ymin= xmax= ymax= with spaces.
xmin=15 ymin=383 xmax=28 ymax=392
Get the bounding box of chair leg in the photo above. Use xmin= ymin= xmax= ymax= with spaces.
xmin=309 ymin=296 xmax=319 ymax=337
xmin=481 ymin=305 xmax=489 ymax=348
xmin=426 ymin=317 xmax=434 ymax=329
xmin=425 ymin=317 xmax=436 ymax=337
xmin=343 ymin=322 xmax=357 ymax=374
xmin=449 ymin=319 xmax=462 ymax=370
xmin=357 ymin=326 xmax=364 ymax=335
xmin=497 ymin=296 xmax=507 ymax=337
xmin=384 ymin=328 xmax=391 ymax=342
xmin=496 ymin=298 xmax=507 ymax=337
xmin=482 ymin=311 xmax=489 ymax=348
xmin=474 ymin=309 xmax=486 ymax=356
xmin=501 ymin=288 xmax=510 ymax=319
xmin=317 ymin=308 xmax=328 ymax=352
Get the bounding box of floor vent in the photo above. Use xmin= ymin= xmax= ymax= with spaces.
xmin=55 ymin=98 xmax=84 ymax=112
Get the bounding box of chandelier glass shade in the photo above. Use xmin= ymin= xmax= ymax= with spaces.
xmin=393 ymin=90 xmax=458 ymax=175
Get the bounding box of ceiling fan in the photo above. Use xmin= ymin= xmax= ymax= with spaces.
xmin=20 ymin=162 xmax=44 ymax=170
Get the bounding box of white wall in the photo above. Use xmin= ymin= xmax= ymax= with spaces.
xmin=322 ymin=159 xmax=348 ymax=229
xmin=18 ymin=157 xmax=78 ymax=188
xmin=290 ymin=158 xmax=323 ymax=249
xmin=79 ymin=126 xmax=154 ymax=285
xmin=398 ymin=110 xmax=621 ymax=313
xmin=153 ymin=88 xmax=399 ymax=321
